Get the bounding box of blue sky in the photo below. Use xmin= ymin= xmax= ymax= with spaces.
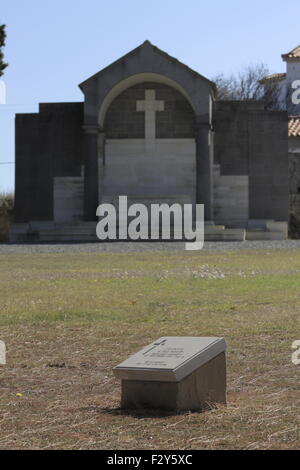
xmin=1 ymin=0 xmax=300 ymax=192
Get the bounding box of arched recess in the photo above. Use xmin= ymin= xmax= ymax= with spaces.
xmin=99 ymin=74 xmax=198 ymax=206
xmin=98 ymin=72 xmax=196 ymax=128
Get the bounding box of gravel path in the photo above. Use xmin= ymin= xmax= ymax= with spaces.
xmin=1 ymin=240 xmax=300 ymax=253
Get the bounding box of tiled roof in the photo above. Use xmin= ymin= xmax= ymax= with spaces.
xmin=259 ymin=72 xmax=286 ymax=84
xmin=289 ymin=117 xmax=300 ymax=137
xmin=282 ymin=45 xmax=300 ymax=60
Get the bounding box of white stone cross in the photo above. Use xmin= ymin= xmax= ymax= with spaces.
xmin=136 ymin=89 xmax=164 ymax=150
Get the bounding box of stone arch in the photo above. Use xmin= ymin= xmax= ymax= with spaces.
xmin=103 ymin=79 xmax=196 ymax=140
xmin=98 ymin=73 xmax=196 ymax=128
xmin=101 ymin=77 xmax=198 ymax=205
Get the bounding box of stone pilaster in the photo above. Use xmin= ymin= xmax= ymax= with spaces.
xmin=195 ymin=117 xmax=213 ymax=221
xmin=83 ymin=126 xmax=99 ymax=221
xmin=98 ymin=131 xmax=105 ymax=203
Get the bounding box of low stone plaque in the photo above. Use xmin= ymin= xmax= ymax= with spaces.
xmin=114 ymin=337 xmax=227 ymax=411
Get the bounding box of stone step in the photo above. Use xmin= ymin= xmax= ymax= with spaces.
xmin=39 ymin=230 xmax=98 ymax=242
xmin=204 ymin=225 xmax=225 ymax=233
xmin=204 ymin=229 xmax=246 ymax=242
xmin=245 ymin=230 xmax=286 ymax=241
xmin=39 ymin=227 xmax=245 ymax=242
xmin=10 ymin=223 xmax=287 ymax=243
xmin=265 ymin=221 xmax=288 ymax=237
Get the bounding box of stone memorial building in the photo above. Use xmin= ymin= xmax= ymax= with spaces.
xmin=11 ymin=41 xmax=289 ymax=241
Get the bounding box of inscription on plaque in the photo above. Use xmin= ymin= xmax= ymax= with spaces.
xmin=136 ymin=340 xmax=187 ymax=367
xmin=114 ymin=336 xmax=227 ymax=382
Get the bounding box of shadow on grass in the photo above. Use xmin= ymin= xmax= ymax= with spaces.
xmin=98 ymin=407 xmax=185 ymax=419
xmin=91 ymin=405 xmax=211 ymax=419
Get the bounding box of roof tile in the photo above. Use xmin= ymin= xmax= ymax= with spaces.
xmin=282 ymin=45 xmax=300 ymax=60
xmin=289 ymin=117 xmax=300 ymax=137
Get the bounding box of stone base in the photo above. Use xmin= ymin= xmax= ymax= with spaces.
xmin=9 ymin=221 xmax=288 ymax=243
xmin=120 ymin=352 xmax=226 ymax=412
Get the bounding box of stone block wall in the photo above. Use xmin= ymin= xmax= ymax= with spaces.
xmin=213 ymin=164 xmax=248 ymax=225
xmin=288 ymin=138 xmax=300 ymax=237
xmin=214 ymin=101 xmax=288 ymax=222
xmin=54 ymin=176 xmax=84 ymax=222
xmin=15 ymin=114 xmax=39 ymax=223
xmin=15 ymin=102 xmax=84 ymax=223
xmin=104 ymin=139 xmax=196 ymax=203
xmin=248 ymin=110 xmax=288 ymax=221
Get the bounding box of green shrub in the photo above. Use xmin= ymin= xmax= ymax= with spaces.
xmin=0 ymin=192 xmax=14 ymax=242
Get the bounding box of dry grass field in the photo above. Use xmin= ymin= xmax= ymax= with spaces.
xmin=0 ymin=248 xmax=299 ymax=449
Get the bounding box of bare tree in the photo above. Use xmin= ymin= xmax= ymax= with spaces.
xmin=212 ymin=63 xmax=280 ymax=109
xmin=0 ymin=24 xmax=8 ymax=77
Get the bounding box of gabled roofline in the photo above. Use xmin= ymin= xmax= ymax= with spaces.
xmin=259 ymin=73 xmax=286 ymax=84
xmin=282 ymin=45 xmax=300 ymax=61
xmin=79 ymin=40 xmax=216 ymax=91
